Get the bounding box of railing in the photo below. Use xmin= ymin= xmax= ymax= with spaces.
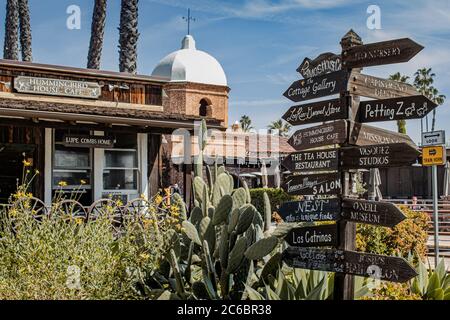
xmin=0 ymin=196 xmax=178 ymax=225
xmin=384 ymin=199 xmax=450 ymax=235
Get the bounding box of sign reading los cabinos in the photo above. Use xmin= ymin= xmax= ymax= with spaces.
xmin=14 ymin=76 xmax=102 ymax=99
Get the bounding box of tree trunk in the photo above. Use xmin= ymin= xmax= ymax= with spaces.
xmin=396 ymin=119 xmax=406 ymax=134
xmin=3 ymin=0 xmax=19 ymax=60
xmin=431 ymin=109 xmax=436 ymax=132
xmin=119 ymin=0 xmax=139 ymax=74
xmin=18 ymin=0 xmax=32 ymax=62
xmin=87 ymin=0 xmax=107 ymax=69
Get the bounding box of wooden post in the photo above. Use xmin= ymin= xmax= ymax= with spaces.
xmin=333 ymin=29 xmax=363 ymax=301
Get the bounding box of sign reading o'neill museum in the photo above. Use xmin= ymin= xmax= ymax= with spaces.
xmin=14 ymin=76 xmax=102 ymax=99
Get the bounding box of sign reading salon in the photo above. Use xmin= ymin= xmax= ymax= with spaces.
xmin=14 ymin=76 xmax=102 ymax=99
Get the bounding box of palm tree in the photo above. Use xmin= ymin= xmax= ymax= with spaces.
xmin=87 ymin=0 xmax=107 ymax=69
xmin=414 ymin=68 xmax=445 ymax=132
xmin=239 ymin=115 xmax=253 ymax=132
xmin=428 ymin=86 xmax=446 ymax=132
xmin=3 ymin=0 xmax=19 ymax=60
xmin=18 ymin=0 xmax=32 ymax=62
xmin=414 ymin=68 xmax=435 ymax=133
xmin=268 ymin=119 xmax=291 ymax=137
xmin=389 ymin=72 xmax=410 ymax=134
xmin=119 ymin=0 xmax=139 ymax=74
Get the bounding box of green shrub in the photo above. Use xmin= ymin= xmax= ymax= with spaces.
xmin=356 ymin=206 xmax=429 ymax=261
xmin=250 ymin=188 xmax=295 ymax=215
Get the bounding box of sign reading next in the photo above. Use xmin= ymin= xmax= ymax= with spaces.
xmin=63 ymin=135 xmax=115 ymax=148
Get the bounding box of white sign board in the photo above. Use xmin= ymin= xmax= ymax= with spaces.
xmin=422 ymin=131 xmax=445 ymax=147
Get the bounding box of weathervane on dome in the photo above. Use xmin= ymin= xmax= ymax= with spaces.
xmin=182 ymin=8 xmax=196 ymax=35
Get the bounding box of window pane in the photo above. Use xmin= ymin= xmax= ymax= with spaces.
xmin=109 ymin=133 xmax=137 ymax=149
xmin=104 ymin=150 xmax=137 ymax=168
xmin=103 ymin=169 xmax=137 ymax=190
xmin=55 ymin=146 xmax=90 ymax=168
xmin=53 ymin=170 xmax=91 ymax=188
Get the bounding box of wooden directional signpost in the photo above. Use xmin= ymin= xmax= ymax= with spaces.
xmin=358 ymin=95 xmax=437 ymax=123
xmin=278 ymin=29 xmax=434 ymax=300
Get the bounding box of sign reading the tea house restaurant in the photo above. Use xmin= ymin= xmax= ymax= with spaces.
xmin=14 ymin=76 xmax=102 ymax=99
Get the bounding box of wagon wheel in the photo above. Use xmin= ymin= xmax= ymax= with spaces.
xmin=122 ymin=198 xmax=152 ymax=223
xmin=87 ymin=199 xmax=122 ymax=225
xmin=12 ymin=196 xmax=48 ymax=219
xmin=52 ymin=200 xmax=87 ymax=221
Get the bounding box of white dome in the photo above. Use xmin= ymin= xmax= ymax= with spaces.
xmin=151 ymin=35 xmax=227 ymax=86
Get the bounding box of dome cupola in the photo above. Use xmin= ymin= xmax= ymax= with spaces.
xmin=151 ymin=35 xmax=227 ymax=87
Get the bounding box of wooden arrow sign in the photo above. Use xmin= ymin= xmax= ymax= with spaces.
xmin=282 ymin=173 xmax=341 ymax=196
xmin=283 ymin=70 xmax=347 ymax=103
xmin=282 ymin=247 xmax=417 ymax=283
xmin=342 ymin=38 xmax=424 ymax=69
xmin=297 ymin=52 xmax=342 ymax=79
xmin=288 ymin=120 xmax=347 ymax=151
xmin=341 ymin=198 xmax=406 ymax=228
xmin=278 ymin=198 xmax=341 ymax=223
xmin=282 ymin=98 xmax=347 ymax=126
xmin=340 ymin=143 xmax=420 ymax=169
xmin=349 ymin=122 xmax=416 ymax=147
xmin=358 ymin=95 xmax=438 ymax=123
xmin=348 ymin=71 xmax=418 ymax=100
xmin=285 ymin=225 xmax=338 ymax=247
xmin=282 ymin=149 xmax=339 ymax=172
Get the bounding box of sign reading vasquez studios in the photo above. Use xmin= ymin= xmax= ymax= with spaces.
xmin=63 ymin=135 xmax=115 ymax=148
xmin=14 ymin=76 xmax=102 ymax=99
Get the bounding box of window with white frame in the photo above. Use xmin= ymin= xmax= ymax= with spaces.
xmin=103 ymin=133 xmax=138 ymax=191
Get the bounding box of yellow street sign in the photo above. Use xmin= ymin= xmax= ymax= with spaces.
xmin=422 ymin=145 xmax=446 ymax=166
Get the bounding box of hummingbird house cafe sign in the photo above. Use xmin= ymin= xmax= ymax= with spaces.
xmin=14 ymin=76 xmax=102 ymax=99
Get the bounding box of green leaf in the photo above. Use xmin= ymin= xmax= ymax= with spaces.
xmin=244 ymin=236 xmax=278 ymax=260
xmin=212 ymin=195 xmax=233 ymax=226
xmin=426 ymin=272 xmax=441 ymax=295
xmin=305 ymin=276 xmax=327 ymax=300
xmin=182 ymin=220 xmax=202 ymax=246
xmin=244 ymin=284 xmax=264 ymax=300
xmin=265 ymin=285 xmax=281 ymax=300
xmin=430 ymin=288 xmax=444 ymax=300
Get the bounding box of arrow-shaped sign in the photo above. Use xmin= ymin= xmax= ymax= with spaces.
xmin=341 ymin=198 xmax=406 ymax=228
xmin=288 ymin=120 xmax=348 ymax=151
xmin=340 ymin=143 xmax=420 ymax=169
xmin=282 ymin=149 xmax=339 ymax=172
xmin=283 ymin=70 xmax=347 ymax=103
xmin=349 ymin=122 xmax=416 ymax=147
xmin=278 ymin=198 xmax=406 ymax=228
xmin=282 ymin=98 xmax=347 ymax=126
xmin=278 ymin=198 xmax=341 ymax=223
xmin=282 ymin=173 xmax=341 ymax=196
xmin=282 ymin=247 xmax=417 ymax=283
xmin=342 ymin=38 xmax=424 ymax=69
xmin=297 ymin=52 xmax=342 ymax=79
xmin=348 ymin=71 xmax=418 ymax=100
xmin=285 ymin=225 xmax=338 ymax=247
xmin=358 ymin=95 xmax=438 ymax=123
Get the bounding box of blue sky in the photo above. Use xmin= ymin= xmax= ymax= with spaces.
xmin=1 ymin=0 xmax=449 ymax=144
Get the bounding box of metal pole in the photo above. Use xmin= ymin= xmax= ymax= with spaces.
xmin=432 ymin=164 xmax=439 ymax=266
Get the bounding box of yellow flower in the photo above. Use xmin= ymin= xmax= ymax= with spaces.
xmin=58 ymin=181 xmax=68 ymax=187
xmin=155 ymin=194 xmax=163 ymax=205
xmin=80 ymin=179 xmax=87 ymax=185
xmin=9 ymin=208 xmax=18 ymax=217
xmin=116 ymin=199 xmax=124 ymax=207
xmin=139 ymin=253 xmax=150 ymax=260
xmin=35 ymin=169 xmax=40 ymax=175
xmin=22 ymin=160 xmax=32 ymax=167
xmin=75 ymin=218 xmax=83 ymax=225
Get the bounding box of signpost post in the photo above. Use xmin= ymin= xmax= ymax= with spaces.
xmin=421 ymin=131 xmax=447 ymax=267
